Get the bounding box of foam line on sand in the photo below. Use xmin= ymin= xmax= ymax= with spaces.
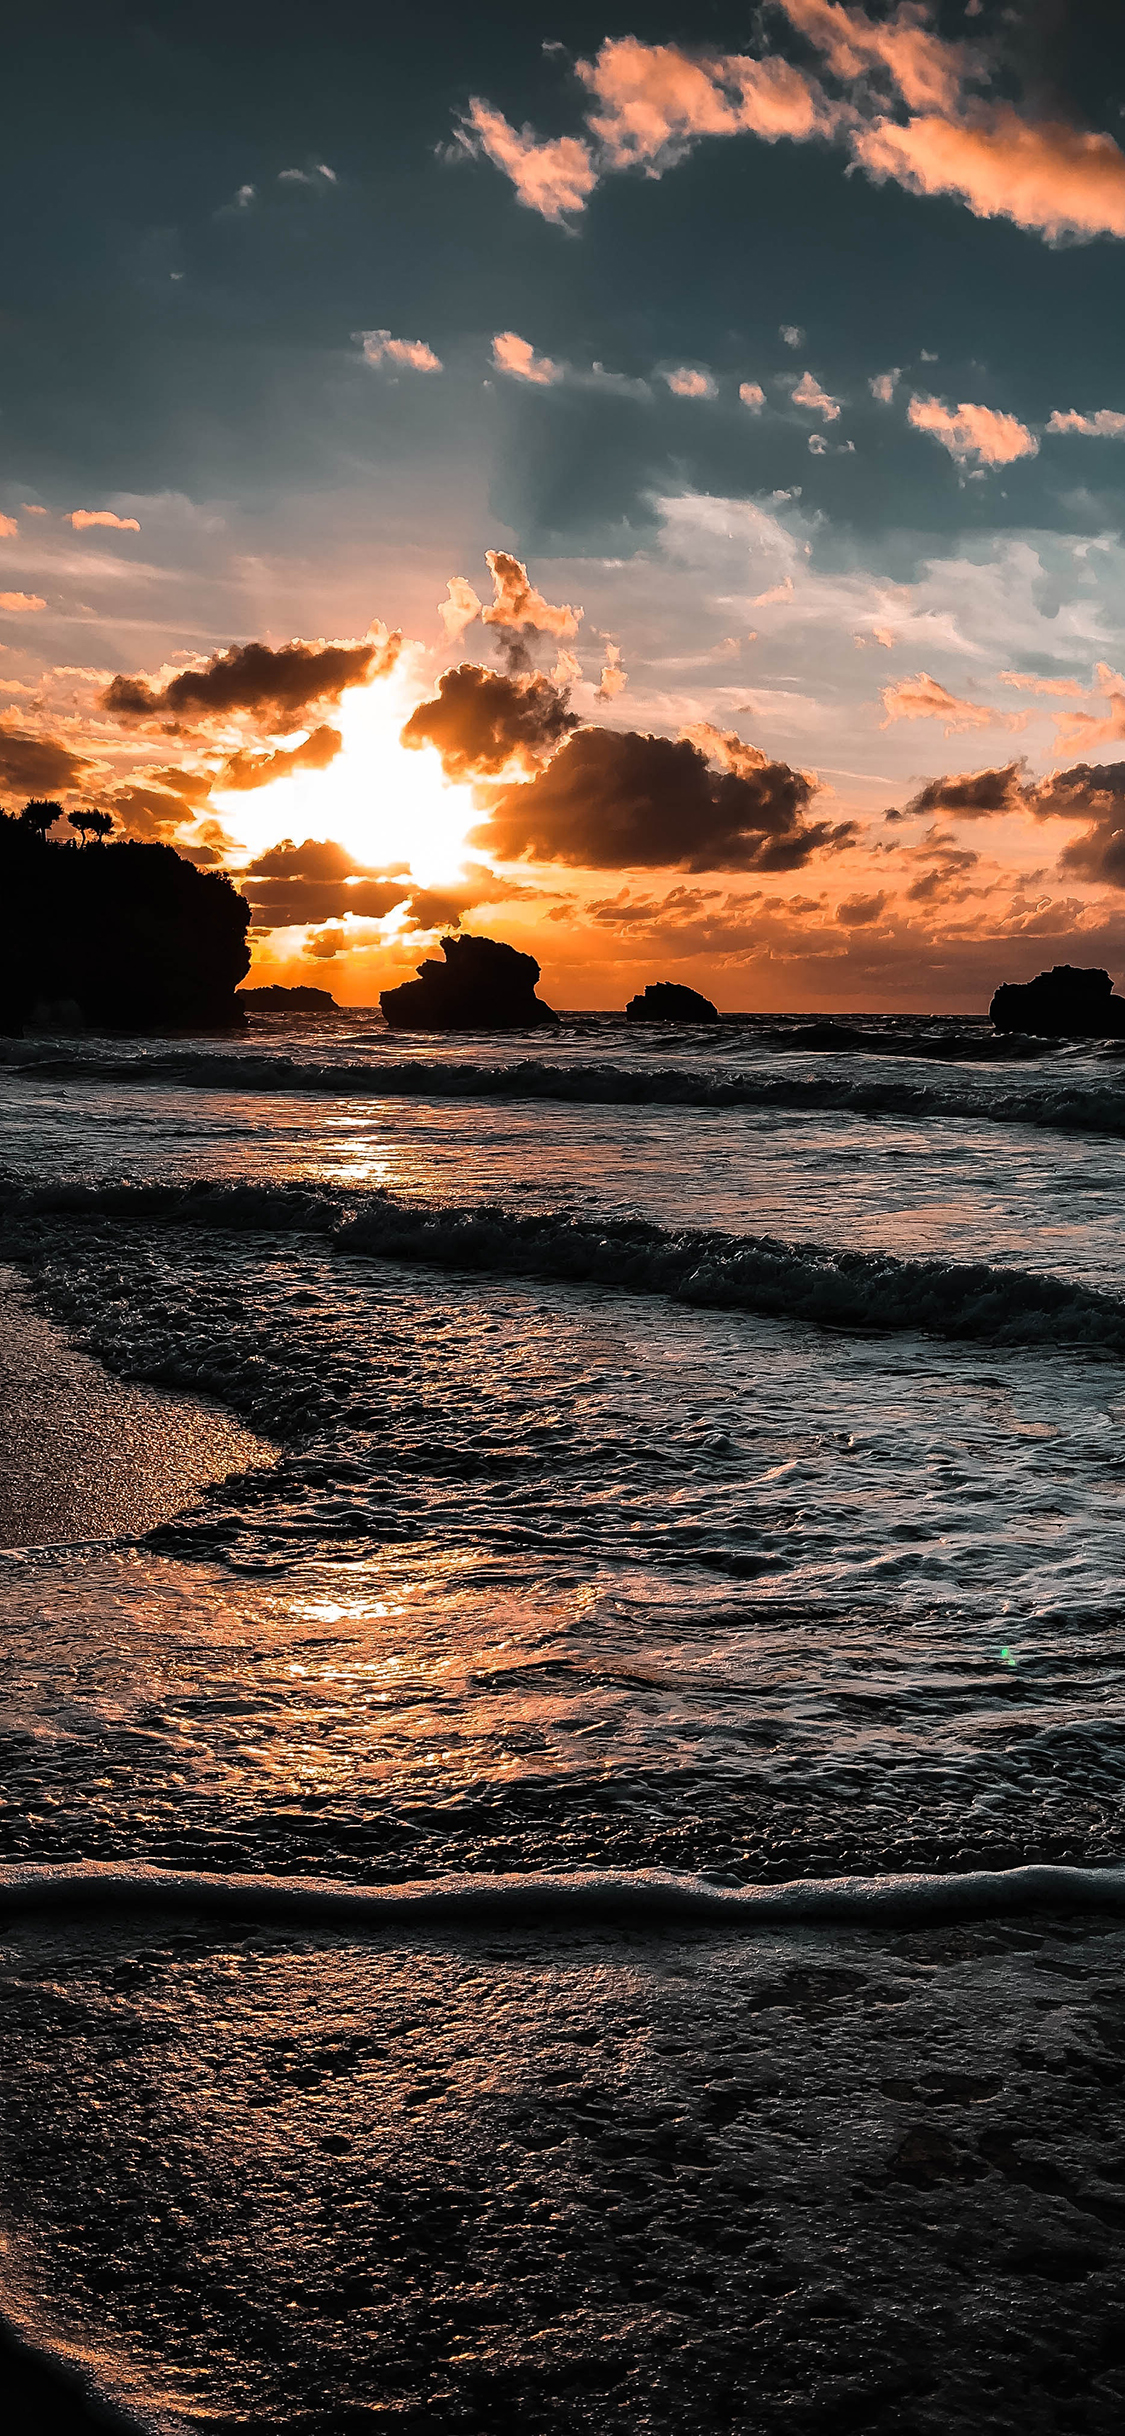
xmin=2 ymin=1858 xmax=1125 ymax=1931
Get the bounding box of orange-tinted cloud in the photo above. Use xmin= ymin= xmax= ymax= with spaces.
xmin=854 ymin=108 xmax=1125 ymax=245
xmin=778 ymin=0 xmax=965 ymax=116
xmin=216 ymin=724 xmax=343 ymax=791
xmin=461 ymin=102 xmax=597 ymax=222
xmin=1047 ymin=408 xmax=1125 ymax=439
xmin=907 ymin=394 xmax=1038 ymax=467
xmin=0 ymin=728 xmax=88 ymax=800
xmin=836 ymin=889 xmax=888 ymax=926
xmin=880 ymin=674 xmax=1027 ymax=733
xmin=481 ymin=550 xmax=581 ymax=639
xmin=596 ymin=644 xmax=628 ymax=702
xmin=67 ymin=510 xmax=141 ymax=531
xmin=400 ymin=663 xmax=576 ymax=780
xmin=103 ymin=632 xmax=395 ymax=728
xmin=438 ymin=577 xmax=484 ymax=644
xmin=0 ymin=515 xmax=17 ymax=539
xmin=999 ymin=671 xmax=1086 ymax=698
xmin=739 ymin=381 xmax=766 ymax=410
xmin=576 ymin=35 xmax=829 ymax=172
xmin=663 ymin=366 xmax=717 ymax=398
xmin=0 ymin=592 xmax=46 ymax=612
xmin=358 ymin=330 xmax=442 ymax=372
xmin=476 ymin=723 xmax=851 ymax=872
xmin=791 ymin=369 xmax=841 ymax=421
xmin=491 ymin=331 xmax=564 ymax=386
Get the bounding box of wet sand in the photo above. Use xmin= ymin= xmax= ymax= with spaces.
xmin=0 ymin=1268 xmax=275 ymax=1549
xmin=1 ymin=1906 xmax=1124 ymax=2433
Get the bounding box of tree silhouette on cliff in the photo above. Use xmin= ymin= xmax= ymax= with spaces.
xmin=0 ymin=805 xmax=251 ymax=1032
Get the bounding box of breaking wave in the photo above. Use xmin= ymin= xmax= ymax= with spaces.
xmin=5 ymin=1176 xmax=1125 ymax=1350
xmin=3 ymin=1856 xmax=1124 ymax=1928
xmin=5 ymin=1044 xmax=1125 ymax=1137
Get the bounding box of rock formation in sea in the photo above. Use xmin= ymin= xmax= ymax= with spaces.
xmin=0 ymin=809 xmax=251 ymax=1033
xmin=626 ymin=981 xmax=720 ymax=1023
xmin=990 ymin=965 xmax=1125 ymax=1038
xmin=381 ymin=933 xmax=557 ymax=1030
xmin=238 ymin=985 xmax=337 ymax=1010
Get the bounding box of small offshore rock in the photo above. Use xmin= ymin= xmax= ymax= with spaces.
xmin=380 ymin=933 xmax=557 ymax=1030
xmin=626 ymin=982 xmax=720 ymax=1023
xmin=990 ymin=964 xmax=1125 ymax=1038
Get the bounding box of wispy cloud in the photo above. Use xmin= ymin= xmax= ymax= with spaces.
xmin=278 ymin=162 xmax=337 ymax=187
xmin=880 ymin=673 xmax=1028 ymax=734
xmin=0 ymin=592 xmax=46 ymax=612
xmin=460 ymin=101 xmax=597 ymax=223
xmin=870 ymin=368 xmax=899 ymax=404
xmin=791 ymin=370 xmax=841 ymax=422
xmin=1048 ymin=407 xmax=1125 ymax=439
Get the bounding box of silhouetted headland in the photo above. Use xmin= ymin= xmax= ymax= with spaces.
xmin=238 ymin=984 xmax=336 ymax=1011
xmin=626 ymin=981 xmax=719 ymax=1023
xmin=0 ymin=803 xmax=250 ymax=1034
xmin=381 ymin=933 xmax=557 ymax=1029
xmin=990 ymin=965 xmax=1125 ymax=1038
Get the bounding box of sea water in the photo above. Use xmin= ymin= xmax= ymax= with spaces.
xmin=1 ymin=1011 xmax=1124 ymax=2426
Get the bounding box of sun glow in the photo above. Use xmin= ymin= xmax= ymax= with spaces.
xmin=212 ymin=655 xmax=482 ymax=885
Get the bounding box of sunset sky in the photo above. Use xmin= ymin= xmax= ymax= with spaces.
xmin=4 ymin=0 xmax=1125 ymax=1009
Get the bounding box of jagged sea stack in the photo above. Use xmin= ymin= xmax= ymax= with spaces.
xmin=626 ymin=981 xmax=720 ymax=1023
xmin=380 ymin=933 xmax=557 ymax=1029
xmin=990 ymin=966 xmax=1125 ymax=1038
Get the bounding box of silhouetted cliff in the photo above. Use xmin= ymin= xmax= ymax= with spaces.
xmin=990 ymin=965 xmax=1125 ymax=1038
xmin=381 ymin=933 xmax=557 ymax=1029
xmin=0 ymin=813 xmax=251 ymax=1033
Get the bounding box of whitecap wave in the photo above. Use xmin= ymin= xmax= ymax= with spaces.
xmin=5 ymin=1178 xmax=1125 ymax=1350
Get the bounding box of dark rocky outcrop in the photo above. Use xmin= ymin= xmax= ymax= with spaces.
xmin=238 ymin=985 xmax=336 ymax=1011
xmin=990 ymin=965 xmax=1125 ymax=1038
xmin=626 ymin=982 xmax=720 ymax=1023
xmin=380 ymin=933 xmax=557 ymax=1030
xmin=0 ymin=814 xmax=251 ymax=1033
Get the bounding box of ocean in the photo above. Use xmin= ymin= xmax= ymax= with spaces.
xmin=2 ymin=1009 xmax=1125 ymax=2432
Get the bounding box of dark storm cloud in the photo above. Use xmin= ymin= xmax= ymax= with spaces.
xmin=0 ymin=729 xmax=88 ymax=801
xmin=217 ymin=724 xmax=343 ymax=791
xmin=107 ymin=783 xmax=201 ymax=836
xmin=1041 ymin=761 xmax=1125 ymax=886
xmin=102 ymin=635 xmax=397 ymax=727
xmin=400 ymin=663 xmax=576 ymax=780
xmin=475 ymin=724 xmax=853 ymax=873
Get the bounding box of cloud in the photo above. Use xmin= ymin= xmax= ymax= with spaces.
xmin=438 ymin=577 xmax=484 ymax=645
xmin=357 ymin=330 xmax=442 ymax=373
xmin=1050 ymin=663 xmax=1125 ymax=750
xmin=1047 ymin=408 xmax=1125 ymax=439
xmin=1034 ymin=764 xmax=1125 ymax=887
xmin=663 ymin=366 xmax=717 ymax=399
xmin=778 ymin=0 xmax=965 ymax=115
xmin=242 ymin=873 xmax=408 ymax=928
xmin=233 ymin=184 xmax=256 ymax=208
xmin=400 ymin=663 xmax=577 ymax=780
xmin=852 ymin=108 xmax=1125 ymax=247
xmin=897 ymin=763 xmax=1027 ymax=820
xmin=0 ymin=593 xmax=45 ymax=612
xmin=475 ymin=720 xmax=852 ymax=872
xmin=739 ymin=381 xmax=766 ymax=411
xmin=880 ymin=673 xmax=1028 ymax=734
xmin=0 ymin=728 xmax=88 ymax=800
xmin=870 ymin=368 xmax=899 ymax=404
xmin=780 ymin=325 xmax=805 ymax=348
xmin=491 ymin=330 xmax=564 ymax=386
xmin=836 ymin=890 xmax=888 ymax=926
xmin=66 ymin=510 xmax=142 ymax=531
xmin=102 ymin=632 xmax=395 ymax=727
xmin=791 ymin=370 xmax=841 ymax=422
xmin=22 ymin=505 xmax=47 ymax=517
xmin=481 ymin=550 xmax=581 ymax=639
xmin=460 ymin=101 xmax=597 ymax=222
xmin=595 ymin=643 xmax=628 ymax=701
xmin=216 ymin=725 xmax=343 ymax=792
xmin=907 ymin=394 xmax=1038 ymax=468
xmin=278 ymin=163 xmax=337 ymax=186
xmin=105 ymin=783 xmax=202 ymax=838
xmin=0 ymin=515 xmax=17 ymax=538
xmin=575 ymin=36 xmax=827 ymax=173
xmin=999 ymin=671 xmax=1086 ymax=698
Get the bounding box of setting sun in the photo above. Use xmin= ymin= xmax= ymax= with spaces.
xmin=213 ymin=652 xmax=483 ymax=885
